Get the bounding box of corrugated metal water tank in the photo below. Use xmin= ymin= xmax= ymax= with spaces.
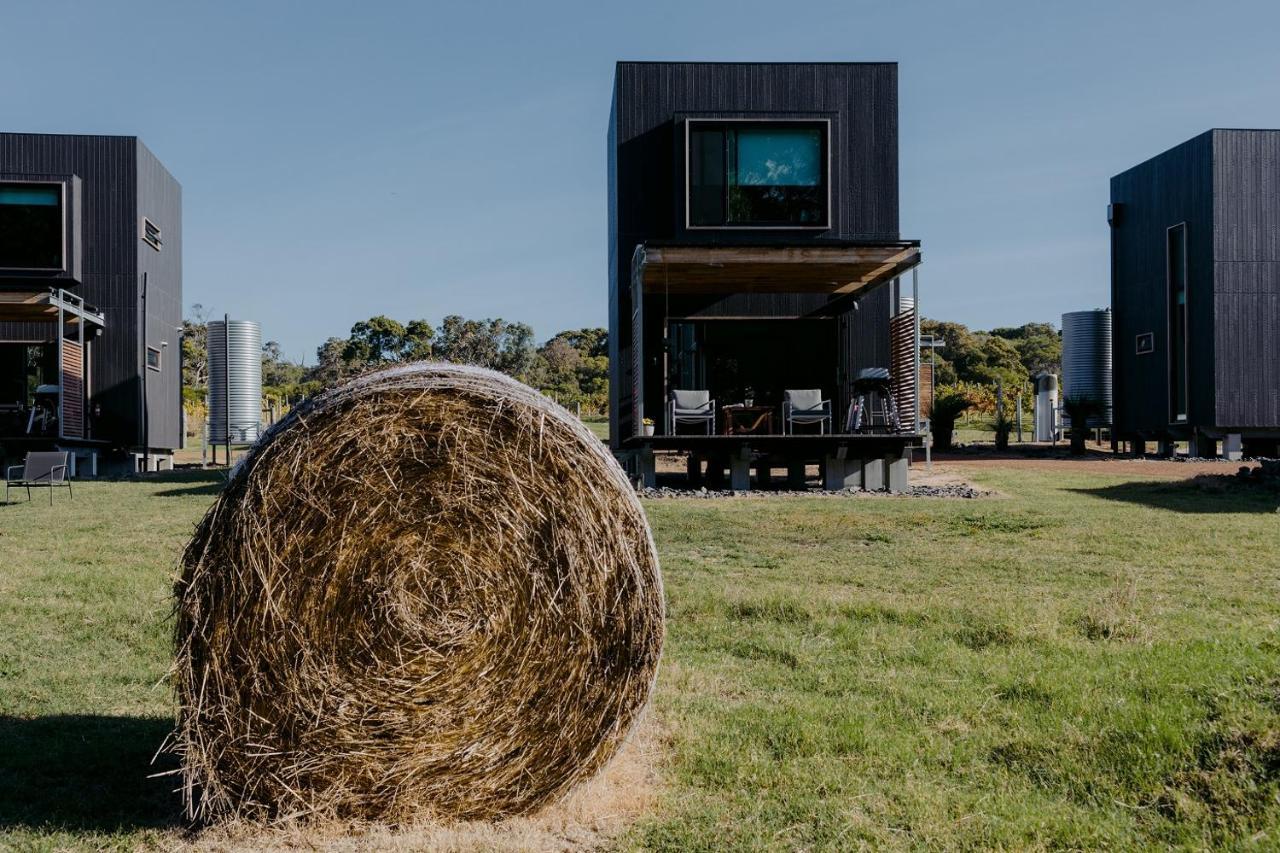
xmin=208 ymin=319 xmax=263 ymax=443
xmin=1061 ymin=309 xmax=1112 ymax=426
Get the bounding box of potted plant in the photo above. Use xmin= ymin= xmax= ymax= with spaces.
xmin=642 ymin=417 xmax=655 ymax=437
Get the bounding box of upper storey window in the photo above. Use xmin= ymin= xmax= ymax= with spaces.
xmin=687 ymin=120 xmax=829 ymax=228
xmin=0 ymin=183 xmax=63 ymax=269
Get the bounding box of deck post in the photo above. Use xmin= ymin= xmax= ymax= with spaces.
xmin=822 ymin=455 xmax=843 ymax=491
xmin=686 ymin=454 xmax=702 ymax=485
xmin=833 ymin=458 xmax=863 ymax=491
xmin=1222 ymin=433 xmax=1243 ymax=461
xmin=637 ymin=447 xmax=656 ymax=489
xmin=1132 ymin=439 xmax=1147 ymax=457
xmin=824 ymin=446 xmax=860 ymax=491
xmin=1188 ymin=431 xmax=1214 ymax=459
xmin=729 ymin=446 xmax=752 ymax=491
xmin=787 ymin=461 xmax=807 ymax=489
xmin=861 ymin=456 xmax=885 ymax=491
xmin=754 ymin=460 xmax=772 ymax=489
xmin=885 ymin=448 xmax=909 ymax=493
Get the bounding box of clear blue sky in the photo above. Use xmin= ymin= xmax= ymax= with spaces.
xmin=4 ymin=1 xmax=1278 ymax=362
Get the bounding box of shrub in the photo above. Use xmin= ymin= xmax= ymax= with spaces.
xmin=994 ymin=409 xmax=1014 ymax=451
xmin=1062 ymin=395 xmax=1104 ymax=456
xmin=929 ymin=387 xmax=974 ymax=451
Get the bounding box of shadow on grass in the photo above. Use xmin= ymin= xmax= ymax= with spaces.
xmin=150 ymin=469 xmax=226 ymax=498
xmin=1072 ymin=476 xmax=1280 ymax=514
xmin=0 ymin=714 xmax=184 ymax=833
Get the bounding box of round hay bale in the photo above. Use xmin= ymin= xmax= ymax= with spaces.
xmin=172 ymin=363 xmax=663 ymax=823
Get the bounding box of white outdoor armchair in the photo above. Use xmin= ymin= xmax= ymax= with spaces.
xmin=782 ymin=389 xmax=832 ymax=434
xmin=669 ymin=389 xmax=716 ymax=435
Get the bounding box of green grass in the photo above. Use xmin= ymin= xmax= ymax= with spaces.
xmin=2 ymin=468 xmax=1278 ymax=849
xmin=0 ymin=472 xmax=216 ymax=851
xmin=582 ymin=415 xmax=609 ymax=441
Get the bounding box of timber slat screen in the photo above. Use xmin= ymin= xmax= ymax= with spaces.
xmin=890 ymin=307 xmax=917 ymax=428
xmin=61 ymin=339 xmax=84 ymax=438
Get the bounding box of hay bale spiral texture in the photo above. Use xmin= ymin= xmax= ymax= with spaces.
xmin=173 ymin=363 xmax=663 ymax=823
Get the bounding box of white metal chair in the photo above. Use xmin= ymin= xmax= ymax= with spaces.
xmin=783 ymin=389 xmax=832 ymax=434
xmin=669 ymin=389 xmax=716 ymax=435
xmin=5 ymin=451 xmax=72 ymax=505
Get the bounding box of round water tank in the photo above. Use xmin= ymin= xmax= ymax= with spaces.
xmin=1061 ymin=309 xmax=1112 ymax=426
xmin=208 ymin=319 xmax=263 ymax=443
xmin=1034 ymin=372 xmax=1059 ymax=442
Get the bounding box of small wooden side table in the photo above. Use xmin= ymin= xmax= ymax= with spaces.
xmin=721 ymin=405 xmax=775 ymax=436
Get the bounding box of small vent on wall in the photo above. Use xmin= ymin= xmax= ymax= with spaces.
xmin=1135 ymin=332 xmax=1154 ymax=355
xmin=142 ymin=217 xmax=162 ymax=252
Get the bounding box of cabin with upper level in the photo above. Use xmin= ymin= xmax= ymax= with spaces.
xmin=0 ymin=133 xmax=182 ymax=474
xmin=607 ymin=61 xmax=923 ymax=490
xmin=1110 ymin=129 xmax=1280 ymax=459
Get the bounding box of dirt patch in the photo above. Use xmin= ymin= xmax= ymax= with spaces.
xmin=646 ymin=448 xmax=1260 ymax=493
xmin=906 ymin=463 xmax=986 ymax=491
xmin=938 ymin=455 xmax=1260 ymax=479
xmin=180 ymin=716 xmax=663 ymax=852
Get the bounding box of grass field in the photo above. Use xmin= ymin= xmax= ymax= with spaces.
xmin=1 ymin=464 xmax=1278 ymax=850
xmin=582 ymin=415 xmax=609 ymax=441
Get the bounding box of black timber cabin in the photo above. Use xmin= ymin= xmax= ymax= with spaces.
xmin=0 ymin=133 xmax=182 ymax=474
xmin=1110 ymin=130 xmax=1280 ymax=459
xmin=608 ymin=62 xmax=923 ymax=491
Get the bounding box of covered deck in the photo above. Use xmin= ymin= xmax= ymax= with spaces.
xmin=0 ymin=289 xmax=105 ymax=453
xmin=624 ymin=241 xmax=923 ymax=491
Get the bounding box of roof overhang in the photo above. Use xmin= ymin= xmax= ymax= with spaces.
xmin=0 ymin=289 xmax=106 ymax=327
xmin=634 ymin=242 xmax=921 ymax=297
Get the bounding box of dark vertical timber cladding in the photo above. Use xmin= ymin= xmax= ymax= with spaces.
xmin=0 ymin=133 xmax=139 ymax=445
xmin=1109 ymin=132 xmax=1214 ymax=437
xmin=607 ymin=91 xmax=623 ymax=445
xmin=842 ymin=284 xmax=890 ymax=381
xmin=609 ymin=63 xmax=900 ymax=445
xmin=136 ymin=140 xmax=183 ymax=450
xmin=1212 ymin=130 xmax=1280 ymax=428
xmin=0 ymin=133 xmax=183 ymax=451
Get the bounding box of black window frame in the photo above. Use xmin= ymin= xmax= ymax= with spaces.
xmin=0 ymin=180 xmax=66 ymax=272
xmin=146 ymin=345 xmax=162 ymax=372
xmin=142 ymin=216 xmax=163 ymax=252
xmin=684 ymin=118 xmax=831 ymax=230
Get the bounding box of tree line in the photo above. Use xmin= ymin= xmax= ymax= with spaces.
xmin=181 ymin=309 xmax=1063 ymax=434
xmin=920 ymin=319 xmax=1065 ymax=451
xmin=182 ymin=307 xmax=609 ymax=417
xmin=921 ymin=319 xmax=1061 ymax=389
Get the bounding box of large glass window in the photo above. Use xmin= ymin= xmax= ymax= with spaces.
xmin=1167 ymin=223 xmax=1188 ymax=422
xmin=0 ymin=342 xmax=56 ymax=409
xmin=0 ymin=183 xmax=63 ymax=269
xmin=688 ymin=122 xmax=827 ymax=227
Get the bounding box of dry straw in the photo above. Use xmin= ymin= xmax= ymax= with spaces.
xmin=172 ymin=363 xmax=664 ymax=824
